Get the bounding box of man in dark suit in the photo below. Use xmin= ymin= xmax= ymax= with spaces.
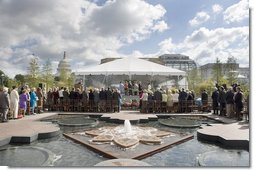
xmin=0 ymin=87 xmax=10 ymax=122
xmin=218 ymin=86 xmax=226 ymax=116
xmin=211 ymin=87 xmax=219 ymax=115
xmin=154 ymin=88 xmax=162 ymax=113
xmin=178 ymin=88 xmax=187 ymax=112
xmin=234 ymin=87 xmax=244 ymax=121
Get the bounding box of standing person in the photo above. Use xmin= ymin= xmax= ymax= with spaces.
xmin=234 ymin=87 xmax=244 ymax=121
xmin=0 ymin=87 xmax=10 ymax=122
xmin=119 ymin=82 xmax=124 ymax=95
xmin=128 ymin=81 xmax=133 ymax=95
xmin=112 ymin=89 xmax=120 ymax=112
xmin=58 ymin=87 xmax=64 ymax=102
xmin=88 ymin=89 xmax=94 ymax=112
xmin=141 ymin=89 xmax=148 ymax=113
xmin=46 ymin=88 xmax=53 ymax=111
xmin=117 ymin=90 xmax=122 ymax=112
xmin=139 ymin=90 xmax=144 ymax=110
xmin=218 ymin=86 xmax=226 ymax=116
xmin=36 ymin=87 xmax=43 ymax=113
xmin=187 ymin=91 xmax=194 ymax=112
xmin=52 ymin=87 xmax=59 ymax=107
xmin=25 ymin=88 xmax=31 ymax=115
xmin=69 ymin=87 xmax=75 ymax=111
xmin=10 ymin=86 xmax=19 ymax=119
xmin=166 ymin=90 xmax=173 ymax=113
xmin=133 ymin=81 xmax=139 ymax=95
xmin=211 ymin=87 xmax=219 ymax=115
xmin=201 ymin=90 xmax=208 ymax=105
xmin=62 ymin=87 xmax=69 ymax=111
xmin=154 ymin=88 xmax=162 ymax=113
xmin=147 ymin=91 xmax=154 ymax=113
xmin=172 ymin=90 xmax=179 ymax=113
xmin=19 ymin=90 xmax=28 ymax=117
xmin=30 ymin=88 xmax=38 ymax=115
xmin=161 ymin=90 xmax=168 ymax=113
xmin=225 ymin=87 xmax=234 ymax=118
xmin=99 ymin=88 xmax=106 ymax=112
xmin=147 ymin=83 xmax=152 ymax=92
xmin=178 ymin=88 xmax=187 ymax=113
xmin=124 ymin=81 xmax=128 ymax=95
xmin=106 ymin=88 xmax=113 ymax=112
xmin=138 ymin=81 xmax=143 ymax=96
xmin=93 ymin=88 xmax=99 ymax=112
xmin=201 ymin=90 xmax=208 ymax=112
xmin=63 ymin=87 xmax=69 ymax=100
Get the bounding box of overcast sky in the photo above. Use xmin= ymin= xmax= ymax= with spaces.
xmin=0 ymin=0 xmax=250 ymax=78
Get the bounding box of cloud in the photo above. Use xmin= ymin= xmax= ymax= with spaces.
xmin=189 ymin=11 xmax=210 ymax=27
xmin=0 ymin=0 xmax=168 ymax=77
xmin=152 ymin=20 xmax=169 ymax=32
xmin=223 ymin=0 xmax=249 ymax=23
xmin=212 ymin=4 xmax=223 ymax=14
xmin=158 ymin=26 xmax=249 ymax=66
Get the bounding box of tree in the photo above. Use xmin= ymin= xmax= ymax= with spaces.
xmin=14 ymin=74 xmax=25 ymax=86
xmin=187 ymin=68 xmax=201 ymax=91
xmin=225 ymin=56 xmax=238 ymax=85
xmin=67 ymin=73 xmax=75 ymax=89
xmin=0 ymin=70 xmax=9 ymax=87
xmin=42 ymin=58 xmax=54 ymax=91
xmin=212 ymin=58 xmax=223 ymax=85
xmin=26 ymin=56 xmax=41 ymax=87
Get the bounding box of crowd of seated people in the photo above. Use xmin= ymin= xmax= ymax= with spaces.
xmin=139 ymin=88 xmax=200 ymax=113
xmin=45 ymin=87 xmax=122 ymax=113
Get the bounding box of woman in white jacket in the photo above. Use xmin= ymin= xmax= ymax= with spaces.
xmin=10 ymin=86 xmax=19 ymax=119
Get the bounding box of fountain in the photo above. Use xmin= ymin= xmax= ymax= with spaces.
xmin=124 ymin=120 xmax=132 ymax=134
xmin=63 ymin=118 xmax=194 ymax=159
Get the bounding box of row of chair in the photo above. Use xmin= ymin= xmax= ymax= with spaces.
xmin=140 ymin=100 xmax=211 ymax=113
xmin=43 ymin=99 xmax=212 ymax=113
xmin=45 ymin=99 xmax=120 ymax=113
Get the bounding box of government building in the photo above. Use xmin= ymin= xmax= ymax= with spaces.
xmin=56 ymin=51 xmax=72 ymax=76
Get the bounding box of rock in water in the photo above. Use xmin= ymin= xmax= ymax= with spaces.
xmin=113 ymin=137 xmax=139 ymax=148
xmin=92 ymin=134 xmax=114 ymax=142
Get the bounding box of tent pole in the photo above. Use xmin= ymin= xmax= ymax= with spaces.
xmin=185 ymin=76 xmax=187 ymax=90
xmin=106 ymin=74 xmax=108 ymax=88
xmin=129 ymin=73 xmax=132 ymax=81
xmin=83 ymin=75 xmax=86 ymax=89
xmin=177 ymin=75 xmax=179 ymax=89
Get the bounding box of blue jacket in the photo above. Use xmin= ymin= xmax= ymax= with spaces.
xmin=30 ymin=91 xmax=37 ymax=107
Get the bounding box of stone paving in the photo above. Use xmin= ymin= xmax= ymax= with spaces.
xmin=100 ymin=110 xmax=158 ymax=123
xmin=197 ymin=121 xmax=249 ymax=149
xmin=0 ymin=112 xmax=60 ymax=146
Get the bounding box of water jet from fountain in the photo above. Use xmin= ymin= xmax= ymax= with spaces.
xmin=124 ymin=120 xmax=132 ymax=134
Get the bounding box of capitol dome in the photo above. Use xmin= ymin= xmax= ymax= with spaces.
xmin=56 ymin=51 xmax=72 ymax=76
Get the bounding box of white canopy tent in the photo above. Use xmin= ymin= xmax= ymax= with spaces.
xmin=75 ymin=57 xmax=187 ymax=89
xmin=75 ymin=57 xmax=186 ymax=76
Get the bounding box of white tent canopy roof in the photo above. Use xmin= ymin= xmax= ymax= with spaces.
xmin=75 ymin=57 xmax=186 ymax=76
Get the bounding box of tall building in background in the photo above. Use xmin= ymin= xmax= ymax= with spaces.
xmin=199 ymin=63 xmax=249 ymax=84
xmin=56 ymin=51 xmax=72 ymax=76
xmin=158 ymin=54 xmax=197 ymax=71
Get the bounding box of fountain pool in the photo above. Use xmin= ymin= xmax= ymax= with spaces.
xmin=0 ymin=115 xmax=249 ymax=167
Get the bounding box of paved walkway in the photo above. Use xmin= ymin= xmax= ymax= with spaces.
xmin=0 ymin=111 xmax=249 ymax=149
xmin=0 ymin=112 xmax=59 ymax=146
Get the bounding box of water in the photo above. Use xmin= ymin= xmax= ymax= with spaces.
xmin=0 ymin=116 xmax=250 ymax=167
xmin=124 ymin=120 xmax=132 ymax=134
